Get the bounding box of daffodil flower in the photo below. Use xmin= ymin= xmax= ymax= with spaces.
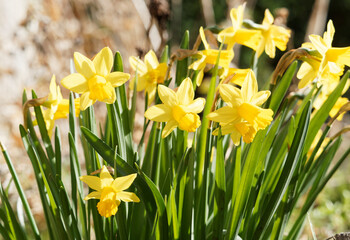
xmin=144 ymin=77 xmax=206 ymax=138
xmin=80 ymin=166 xmax=140 ymax=218
xmin=129 ymin=50 xmax=167 ymax=104
xmin=61 ymin=47 xmax=130 ymax=110
xmin=297 ymin=20 xmax=350 ymax=88
xmin=256 ymin=9 xmax=291 ymax=58
xmin=207 ymin=70 xmax=273 ymax=145
xmin=217 ymin=3 xmax=261 ymax=51
xmin=35 ymin=75 xmax=80 ymax=137
xmin=189 ymin=27 xmax=234 ymax=86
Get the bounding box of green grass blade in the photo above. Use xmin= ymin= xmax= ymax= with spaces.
xmin=0 ymin=143 xmax=40 ymax=240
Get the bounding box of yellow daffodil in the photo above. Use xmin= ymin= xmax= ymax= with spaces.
xmin=35 ymin=75 xmax=80 ymax=137
xmin=80 ymin=166 xmax=140 ymax=218
xmin=207 ymin=71 xmax=273 ymax=145
xmin=189 ymin=27 xmax=234 ymax=86
xmin=297 ymin=20 xmax=350 ymax=88
xmin=256 ymin=9 xmax=291 ymax=58
xmin=61 ymin=47 xmax=130 ymax=110
xmin=217 ymin=3 xmax=261 ymax=51
xmin=129 ymin=50 xmax=167 ymax=104
xmin=144 ymin=77 xmax=206 ymax=138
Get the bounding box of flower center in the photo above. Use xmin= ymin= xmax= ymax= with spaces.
xmin=97 ymin=186 xmax=120 ymax=218
xmin=88 ymin=75 xmax=114 ymax=101
xmin=172 ymin=105 xmax=201 ymax=132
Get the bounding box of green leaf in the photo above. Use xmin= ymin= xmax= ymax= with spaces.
xmin=304 ymin=70 xmax=349 ymax=153
xmin=0 ymin=143 xmax=40 ymax=239
xmin=175 ymin=31 xmax=189 ymax=86
xmin=269 ymin=61 xmax=297 ymax=114
xmin=253 ymin=101 xmax=311 ymax=239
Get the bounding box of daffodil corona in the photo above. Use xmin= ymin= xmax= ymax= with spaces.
xmin=207 ymin=70 xmax=273 ymax=145
xmin=80 ymin=166 xmax=140 ymax=218
xmin=144 ymin=78 xmax=205 ymax=138
xmin=61 ymin=47 xmax=130 ymax=110
xmin=129 ymin=50 xmax=167 ymax=104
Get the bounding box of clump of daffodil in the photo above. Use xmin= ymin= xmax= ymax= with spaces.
xmin=80 ymin=166 xmax=140 ymax=218
xmin=34 ymin=75 xmax=80 ymax=137
xmin=129 ymin=50 xmax=167 ymax=105
xmin=61 ymin=47 xmax=130 ymax=110
xmin=218 ymin=3 xmax=261 ymax=51
xmin=297 ymin=20 xmax=350 ymax=89
xmin=207 ymin=70 xmax=273 ymax=145
xmin=189 ymin=27 xmax=234 ymax=86
xmin=144 ymin=77 xmax=205 ymax=138
xmin=255 ymin=9 xmax=291 ymax=58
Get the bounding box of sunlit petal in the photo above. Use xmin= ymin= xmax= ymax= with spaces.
xmin=93 ymin=47 xmax=113 ymax=76
xmin=144 ymin=104 xmax=172 ymax=122
xmin=113 ymin=173 xmax=137 ymax=191
xmin=74 ymin=52 xmax=96 ymax=79
xmin=61 ymin=73 xmax=89 ymax=94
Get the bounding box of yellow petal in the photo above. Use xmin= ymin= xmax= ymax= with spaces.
xmin=80 ymin=175 xmax=102 ymax=191
xmin=323 ymin=20 xmax=335 ymax=48
xmin=195 ymin=68 xmax=204 ymax=86
xmin=200 ymin=27 xmax=210 ymax=50
xmin=230 ymin=4 xmax=244 ymax=30
xmin=241 ymin=70 xmax=258 ymax=102
xmin=49 ymin=75 xmax=57 ymax=100
xmin=207 ymin=106 xmax=239 ymax=124
xmin=93 ymin=47 xmax=113 ymax=77
xmin=158 ymin=85 xmax=177 ymax=107
xmin=74 ymin=52 xmax=96 ymax=79
xmin=189 ymin=54 xmax=207 ymax=70
xmin=61 ymin=73 xmax=89 ymax=94
xmin=144 ymin=50 xmax=159 ymax=69
xmin=144 ymin=104 xmax=172 ymax=122
xmin=129 ymin=56 xmax=148 ymax=75
xmin=297 ymin=62 xmax=317 ymax=89
xmin=117 ymin=192 xmax=140 ymax=202
xmin=185 ymin=98 xmax=205 ymax=113
xmin=233 ymin=29 xmax=261 ymax=51
xmin=262 ymin=9 xmax=274 ymax=26
xmin=146 ymin=84 xmax=157 ymax=104
xmin=80 ymin=92 xmax=95 ymax=111
xmin=113 ymin=173 xmax=137 ymax=191
xmin=219 ymin=84 xmax=242 ymax=106
xmin=162 ymin=120 xmax=178 ymax=138
xmin=218 ymin=27 xmax=235 ymax=44
xmin=106 ymin=72 xmax=130 ymax=88
xmin=309 ymin=35 xmax=327 ymax=56
xmin=251 ymin=90 xmax=271 ymax=106
xmin=84 ymin=191 xmax=101 ymax=200
xmin=177 ymin=78 xmax=194 ymax=105
xmin=230 ymin=131 xmax=242 ymax=146
xmin=265 ymin=37 xmax=276 ymax=58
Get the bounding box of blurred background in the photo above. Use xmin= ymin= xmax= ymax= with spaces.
xmin=0 ymin=0 xmax=349 ymax=238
